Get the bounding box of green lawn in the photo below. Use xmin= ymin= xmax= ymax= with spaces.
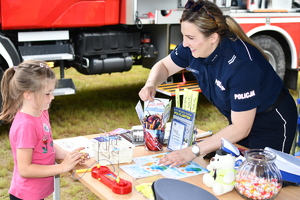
xmin=0 ymin=65 xmax=298 ymax=199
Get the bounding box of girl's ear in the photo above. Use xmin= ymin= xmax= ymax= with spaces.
xmin=23 ymin=91 xmax=33 ymax=100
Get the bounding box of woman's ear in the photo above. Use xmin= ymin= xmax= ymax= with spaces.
xmin=210 ymin=32 xmax=219 ymax=45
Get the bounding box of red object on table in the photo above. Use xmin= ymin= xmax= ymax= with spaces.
xmin=91 ymin=165 xmax=132 ymax=194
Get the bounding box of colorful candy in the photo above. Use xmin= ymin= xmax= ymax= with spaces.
xmin=235 ymin=172 xmax=282 ymax=199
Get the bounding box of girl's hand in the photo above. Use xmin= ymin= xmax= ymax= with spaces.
xmin=60 ymin=147 xmax=86 ymax=172
xmin=78 ymin=151 xmax=90 ymax=165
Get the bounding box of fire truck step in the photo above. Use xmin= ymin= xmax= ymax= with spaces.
xmin=53 ymin=78 xmax=76 ymax=96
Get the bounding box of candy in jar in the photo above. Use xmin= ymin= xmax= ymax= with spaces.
xmin=235 ymin=149 xmax=282 ymax=200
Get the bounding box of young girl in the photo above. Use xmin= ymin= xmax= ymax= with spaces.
xmin=0 ymin=60 xmax=88 ymax=200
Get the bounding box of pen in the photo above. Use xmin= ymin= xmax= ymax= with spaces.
xmin=195 ymin=130 xmax=213 ymax=139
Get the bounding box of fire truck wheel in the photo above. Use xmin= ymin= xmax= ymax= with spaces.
xmin=251 ymin=35 xmax=285 ymax=80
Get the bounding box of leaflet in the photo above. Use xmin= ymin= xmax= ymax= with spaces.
xmin=120 ymin=153 xmax=208 ymax=179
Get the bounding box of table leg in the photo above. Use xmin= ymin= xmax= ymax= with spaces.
xmin=53 ymin=174 xmax=60 ymax=200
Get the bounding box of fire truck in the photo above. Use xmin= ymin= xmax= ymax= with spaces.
xmin=0 ymin=0 xmax=299 ymax=98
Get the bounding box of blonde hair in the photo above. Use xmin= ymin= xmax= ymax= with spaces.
xmin=180 ymin=0 xmax=268 ymax=60
xmin=0 ymin=60 xmax=56 ymax=123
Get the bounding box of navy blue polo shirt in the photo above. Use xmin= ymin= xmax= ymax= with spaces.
xmin=170 ymin=37 xmax=283 ymax=118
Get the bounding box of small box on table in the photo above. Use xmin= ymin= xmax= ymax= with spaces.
xmin=93 ymin=135 xmax=135 ymax=166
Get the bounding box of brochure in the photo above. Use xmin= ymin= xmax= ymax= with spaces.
xmin=54 ymin=136 xmax=94 ymax=157
xmin=167 ymin=119 xmax=186 ymax=151
xmin=167 ymin=107 xmax=196 ymax=150
xmin=120 ymin=153 xmax=208 ymax=179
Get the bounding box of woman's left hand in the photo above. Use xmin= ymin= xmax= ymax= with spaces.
xmin=157 ymin=147 xmax=195 ymax=168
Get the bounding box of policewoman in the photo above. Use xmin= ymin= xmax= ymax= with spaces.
xmin=138 ymin=0 xmax=297 ymax=167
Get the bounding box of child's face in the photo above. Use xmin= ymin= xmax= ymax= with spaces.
xmin=36 ymin=78 xmax=56 ymax=111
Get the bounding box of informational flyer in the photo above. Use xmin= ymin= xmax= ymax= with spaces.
xmin=167 ymin=119 xmax=186 ymax=151
xmin=167 ymin=107 xmax=196 ymax=150
xmin=120 ymin=153 xmax=208 ymax=179
xmin=54 ymin=136 xmax=94 ymax=157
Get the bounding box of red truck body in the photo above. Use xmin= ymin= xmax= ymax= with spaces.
xmin=0 ymin=0 xmax=298 ymax=99
xmin=0 ymin=0 xmax=120 ymax=29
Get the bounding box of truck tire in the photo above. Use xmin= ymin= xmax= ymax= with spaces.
xmin=251 ymin=35 xmax=285 ymax=79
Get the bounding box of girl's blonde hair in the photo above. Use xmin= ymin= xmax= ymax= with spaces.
xmin=180 ymin=0 xmax=268 ymax=60
xmin=0 ymin=60 xmax=56 ymax=123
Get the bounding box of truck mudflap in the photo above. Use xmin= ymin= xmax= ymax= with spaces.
xmin=0 ymin=35 xmax=21 ymax=67
xmin=156 ymin=80 xmax=201 ymax=96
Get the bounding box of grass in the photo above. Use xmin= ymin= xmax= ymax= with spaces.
xmin=0 ymin=65 xmax=298 ymax=199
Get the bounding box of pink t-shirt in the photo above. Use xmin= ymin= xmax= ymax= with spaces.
xmin=9 ymin=110 xmax=55 ymax=200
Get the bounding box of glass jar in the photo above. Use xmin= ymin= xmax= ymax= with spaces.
xmin=235 ymin=149 xmax=282 ymax=200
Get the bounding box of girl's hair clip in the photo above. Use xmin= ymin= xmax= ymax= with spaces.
xmin=40 ymin=63 xmax=49 ymax=68
xmin=14 ymin=66 xmax=18 ymax=71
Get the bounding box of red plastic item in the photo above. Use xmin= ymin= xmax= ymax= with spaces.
xmin=144 ymin=130 xmax=163 ymax=151
xmin=91 ymin=165 xmax=132 ymax=194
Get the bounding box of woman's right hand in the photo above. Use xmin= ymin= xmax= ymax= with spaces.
xmin=138 ymin=85 xmax=156 ymax=102
xmin=138 ymin=55 xmax=182 ymax=102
